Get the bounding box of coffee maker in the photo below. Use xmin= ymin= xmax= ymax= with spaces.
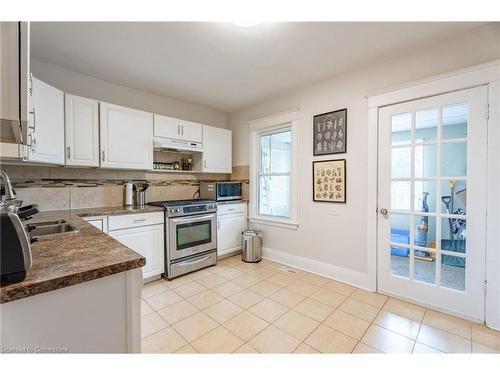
xmin=0 ymin=170 xmax=38 ymax=283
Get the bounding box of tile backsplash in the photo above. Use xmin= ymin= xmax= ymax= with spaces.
xmin=2 ymin=165 xmax=229 ymax=211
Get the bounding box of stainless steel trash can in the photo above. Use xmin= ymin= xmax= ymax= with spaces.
xmin=242 ymin=230 xmax=263 ymax=263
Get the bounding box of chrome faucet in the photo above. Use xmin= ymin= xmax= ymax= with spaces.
xmin=0 ymin=170 xmax=16 ymax=201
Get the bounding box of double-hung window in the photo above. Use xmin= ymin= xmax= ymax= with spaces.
xmin=249 ymin=110 xmax=298 ymax=229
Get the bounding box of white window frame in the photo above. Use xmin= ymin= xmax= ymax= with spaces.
xmin=248 ymin=109 xmax=299 ymax=230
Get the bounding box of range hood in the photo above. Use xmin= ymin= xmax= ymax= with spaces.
xmin=153 ymin=136 xmax=203 ymax=153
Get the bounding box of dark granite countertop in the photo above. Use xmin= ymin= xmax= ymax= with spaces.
xmin=0 ymin=206 xmax=164 ymax=304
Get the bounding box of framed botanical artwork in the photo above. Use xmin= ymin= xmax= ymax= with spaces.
xmin=313 ymin=159 xmax=346 ymax=203
xmin=313 ymin=108 xmax=347 ymax=155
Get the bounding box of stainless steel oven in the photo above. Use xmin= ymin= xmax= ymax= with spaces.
xmin=168 ymin=213 xmax=217 ymax=261
xmin=148 ymin=199 xmax=218 ymax=279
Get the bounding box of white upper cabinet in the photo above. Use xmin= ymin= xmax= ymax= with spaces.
xmin=27 ymin=77 xmax=65 ymax=164
xmin=201 ymin=125 xmax=232 ymax=173
xmin=65 ymin=94 xmax=99 ymax=167
xmin=154 ymin=114 xmax=202 ymax=143
xmin=100 ymin=102 xmax=153 ymax=170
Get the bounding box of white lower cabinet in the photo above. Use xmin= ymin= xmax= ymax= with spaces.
xmin=85 ymin=212 xmax=164 ymax=281
xmin=217 ymin=202 xmax=247 ymax=257
xmin=83 ymin=216 xmax=108 ymax=233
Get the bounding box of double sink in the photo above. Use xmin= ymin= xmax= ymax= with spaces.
xmin=25 ymin=219 xmax=79 ymax=239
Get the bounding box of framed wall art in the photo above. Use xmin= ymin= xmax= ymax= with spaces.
xmin=313 ymin=159 xmax=346 ymax=203
xmin=313 ymin=108 xmax=347 ymax=155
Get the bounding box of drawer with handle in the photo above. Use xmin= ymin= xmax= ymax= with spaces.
xmin=108 ymin=212 xmax=164 ymax=231
xmin=217 ymin=202 xmax=246 ymax=216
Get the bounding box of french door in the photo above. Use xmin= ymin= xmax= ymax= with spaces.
xmin=377 ymin=86 xmax=488 ymax=320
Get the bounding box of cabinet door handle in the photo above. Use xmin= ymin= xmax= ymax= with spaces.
xmin=29 ymin=109 xmax=36 ymax=131
xmin=181 ymin=126 xmax=184 ymax=135
xmin=203 ymin=160 xmax=207 ymax=168
xmin=133 ymin=218 xmax=146 ymax=223
xmin=217 ymin=221 xmax=220 ymax=230
xmin=177 ymin=125 xmax=180 ymax=134
xmin=102 ymin=150 xmax=105 ymax=162
xmin=67 ymin=146 xmax=71 ymax=159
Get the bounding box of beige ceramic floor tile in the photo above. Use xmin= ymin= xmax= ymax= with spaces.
xmin=361 ymin=325 xmax=415 ymax=353
xmin=293 ymin=297 xmax=335 ymax=322
xmin=234 ymin=343 xmax=260 ymax=353
xmin=187 ymin=289 xmax=225 ymax=309
xmin=374 ymin=310 xmax=421 ymax=339
xmin=352 ymin=342 xmax=381 ymax=353
xmin=248 ymin=298 xmax=289 ymax=323
xmin=218 ymin=268 xmax=244 ymax=280
xmin=274 ymin=310 xmax=319 ymax=341
xmin=422 ymin=309 xmax=472 ymax=339
xmin=172 ymin=311 xmax=219 ymax=342
xmin=231 ymin=273 xmax=261 ymax=288
xmin=203 ymin=299 xmax=244 ymax=324
xmin=210 ymin=264 xmax=234 ymax=274
xmin=323 ymin=310 xmax=370 ymax=340
xmin=141 ymin=312 xmax=169 ymax=339
xmin=350 ymin=289 xmax=388 ymax=308
xmin=310 ymin=288 xmax=347 ymax=308
xmin=248 ymin=267 xmax=276 ymax=279
xmin=223 ymin=311 xmax=269 ymax=341
xmin=322 ymin=280 xmax=357 ymax=296
xmin=267 ymin=273 xmax=297 ymax=287
xmin=472 ymin=342 xmax=500 ymax=353
xmin=412 ymin=342 xmax=443 ymax=353
xmin=157 ymin=300 xmax=199 ymax=325
xmin=301 ymin=273 xmax=330 ymax=287
xmin=293 ymin=343 xmax=321 ymax=353
xmin=339 ymin=298 xmax=380 ymax=322
xmin=228 ymin=289 xmax=264 ymax=309
xmin=248 ymin=280 xmax=282 ymax=297
xmin=305 ymin=325 xmax=358 ymax=353
xmin=417 ymin=324 xmax=471 ymax=353
xmin=187 ymin=267 xmax=215 ymax=280
xmin=383 ymin=298 xmax=425 ymax=322
xmin=142 ymin=279 xmax=170 ymax=299
xmin=164 ymin=276 xmax=192 ymax=289
xmin=268 ymin=288 xmax=306 ymax=308
xmin=210 ymin=281 xmax=245 ymax=298
xmin=248 ymin=325 xmax=300 ymax=353
xmin=141 ymin=327 xmax=187 ymax=353
xmin=471 ymin=324 xmax=500 ymax=350
xmin=141 ymin=300 xmax=153 ymax=316
xmin=196 ymin=273 xmax=228 ymax=288
xmin=286 ymin=280 xmax=321 ymax=296
xmin=175 ymin=344 xmax=198 ymax=353
xmin=144 ymin=289 xmax=184 ymax=311
xmin=172 ymin=281 xmax=207 ymax=299
xmin=191 ymin=326 xmax=245 ymax=353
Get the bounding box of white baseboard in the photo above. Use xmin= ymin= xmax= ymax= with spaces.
xmin=262 ymin=247 xmax=373 ymax=291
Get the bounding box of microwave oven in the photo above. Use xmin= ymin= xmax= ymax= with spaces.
xmin=199 ymin=181 xmax=242 ymax=202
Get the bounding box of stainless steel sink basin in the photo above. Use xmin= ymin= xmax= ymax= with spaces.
xmin=26 ymin=220 xmax=79 ymax=238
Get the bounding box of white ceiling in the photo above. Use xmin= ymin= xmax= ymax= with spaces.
xmin=31 ymin=22 xmax=484 ymax=112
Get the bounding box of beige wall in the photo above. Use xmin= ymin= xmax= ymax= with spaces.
xmin=228 ymin=23 xmax=500 ymax=281
xmin=31 ymin=59 xmax=229 ymax=128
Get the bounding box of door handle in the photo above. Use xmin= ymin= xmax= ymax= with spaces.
xmin=177 ymin=125 xmax=180 ymax=134
xmin=181 ymin=126 xmax=184 ymax=135
xmin=379 ymin=208 xmax=388 ymax=216
xmin=67 ymin=146 xmax=71 ymax=159
xmin=101 ymin=150 xmax=105 ymax=162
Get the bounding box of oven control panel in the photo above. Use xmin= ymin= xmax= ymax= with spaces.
xmin=167 ymin=204 xmax=217 ymax=217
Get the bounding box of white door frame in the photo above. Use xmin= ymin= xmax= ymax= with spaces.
xmin=366 ymin=60 xmax=500 ymax=328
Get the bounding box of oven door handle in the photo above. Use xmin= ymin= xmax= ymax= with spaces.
xmin=177 ymin=254 xmax=212 ymax=266
xmin=170 ymin=214 xmax=215 ymax=224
